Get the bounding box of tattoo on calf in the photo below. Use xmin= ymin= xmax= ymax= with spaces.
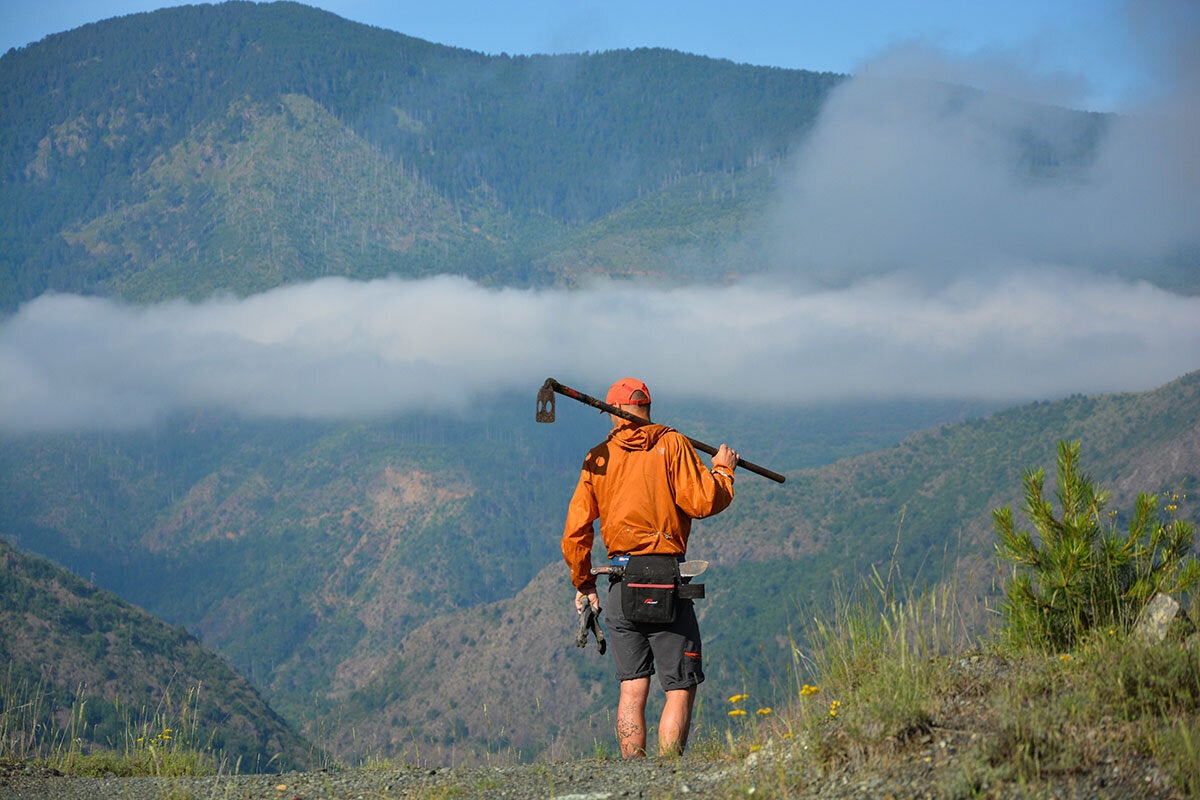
xmin=617 ymin=718 xmax=644 ymax=754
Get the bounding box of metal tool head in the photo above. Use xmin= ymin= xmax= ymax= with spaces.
xmin=679 ymin=560 xmax=709 ymax=579
xmin=536 ymin=378 xmax=556 ymax=423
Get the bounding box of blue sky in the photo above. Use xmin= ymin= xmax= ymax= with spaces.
xmin=0 ymin=0 xmax=1171 ymax=112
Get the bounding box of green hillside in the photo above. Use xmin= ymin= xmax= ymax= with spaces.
xmin=0 ymin=2 xmax=837 ymax=223
xmin=0 ymin=539 xmax=312 ymax=771
xmin=696 ymin=372 xmax=1200 ymax=675
xmin=0 ymin=1 xmax=846 ymax=309
xmin=63 ymin=92 xmax=495 ymax=301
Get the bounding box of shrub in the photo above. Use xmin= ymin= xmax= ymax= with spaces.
xmin=993 ymin=440 xmax=1199 ymax=651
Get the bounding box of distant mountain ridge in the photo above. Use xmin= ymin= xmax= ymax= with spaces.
xmin=0 ymin=1 xmax=836 ymax=221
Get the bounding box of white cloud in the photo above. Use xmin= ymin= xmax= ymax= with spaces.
xmin=763 ymin=40 xmax=1199 ymax=286
xmin=2 ymin=270 xmax=1198 ymax=432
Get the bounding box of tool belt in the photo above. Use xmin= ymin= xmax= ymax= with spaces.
xmin=617 ymin=555 xmax=705 ymax=624
xmin=621 ymin=555 xmax=678 ymax=624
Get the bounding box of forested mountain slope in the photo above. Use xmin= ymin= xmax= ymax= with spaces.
xmin=0 ymin=539 xmax=312 ymax=770
xmin=0 ymin=1 xmax=845 ymax=308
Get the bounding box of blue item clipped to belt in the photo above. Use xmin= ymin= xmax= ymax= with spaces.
xmin=611 ymin=554 xmax=683 ymax=565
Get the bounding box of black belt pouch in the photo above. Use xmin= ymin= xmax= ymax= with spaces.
xmin=621 ymin=555 xmax=679 ymax=624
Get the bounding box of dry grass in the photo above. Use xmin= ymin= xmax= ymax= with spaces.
xmin=0 ymin=675 xmax=227 ymax=777
xmin=710 ymin=573 xmax=1200 ymax=799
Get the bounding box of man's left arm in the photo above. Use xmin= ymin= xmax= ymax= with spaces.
xmin=669 ymin=433 xmax=736 ymax=519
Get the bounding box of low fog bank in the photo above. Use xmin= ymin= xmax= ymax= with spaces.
xmin=2 ymin=270 xmax=1197 ymax=432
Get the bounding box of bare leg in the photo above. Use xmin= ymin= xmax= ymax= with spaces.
xmin=658 ymin=686 xmax=696 ymax=757
xmin=617 ymin=678 xmax=651 ymax=758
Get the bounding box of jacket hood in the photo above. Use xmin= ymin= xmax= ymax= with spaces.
xmin=608 ymin=422 xmax=673 ymax=452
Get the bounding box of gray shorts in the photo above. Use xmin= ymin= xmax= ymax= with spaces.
xmin=606 ymin=579 xmax=705 ymax=691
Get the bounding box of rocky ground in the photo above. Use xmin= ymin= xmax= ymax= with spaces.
xmin=0 ymin=757 xmax=732 ymax=799
xmin=0 ymin=742 xmax=1186 ymax=800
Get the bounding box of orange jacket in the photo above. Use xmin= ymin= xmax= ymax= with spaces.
xmin=561 ymin=422 xmax=735 ymax=594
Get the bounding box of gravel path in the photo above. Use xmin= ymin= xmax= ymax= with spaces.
xmin=0 ymin=738 xmax=1185 ymax=799
xmin=0 ymin=756 xmax=748 ymax=800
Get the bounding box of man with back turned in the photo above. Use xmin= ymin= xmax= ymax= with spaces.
xmin=561 ymin=377 xmax=738 ymax=757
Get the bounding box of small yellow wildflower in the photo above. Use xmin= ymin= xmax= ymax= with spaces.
xmin=728 ymin=693 xmax=749 ymax=704
xmin=828 ymin=700 xmax=841 ymax=718
xmin=749 ymin=744 xmax=762 ymax=752
xmin=756 ymin=707 xmax=773 ymax=716
xmin=1108 ymin=628 xmax=1116 ymax=636
xmin=1059 ymin=654 xmax=1072 ymax=663
xmin=728 ymin=709 xmax=747 ymax=717
xmin=800 ymin=684 xmax=820 ymax=696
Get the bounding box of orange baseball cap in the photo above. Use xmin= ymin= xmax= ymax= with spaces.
xmin=606 ymin=377 xmax=652 ymax=406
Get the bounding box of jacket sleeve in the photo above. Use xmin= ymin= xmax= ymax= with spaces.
xmin=667 ymin=432 xmax=735 ymax=519
xmin=561 ymin=469 xmax=600 ymax=594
